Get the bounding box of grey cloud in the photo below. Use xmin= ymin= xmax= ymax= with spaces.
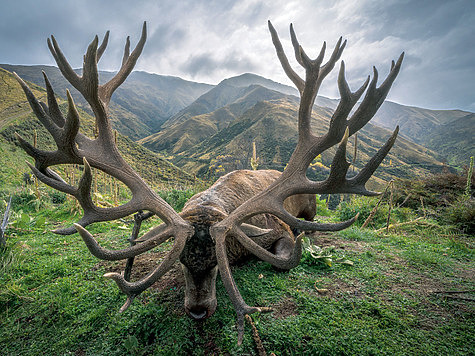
xmin=180 ymin=51 xmax=257 ymax=77
xmin=180 ymin=53 xmax=218 ymax=76
xmin=0 ymin=0 xmax=474 ymax=111
xmin=147 ymin=25 xmax=186 ymax=52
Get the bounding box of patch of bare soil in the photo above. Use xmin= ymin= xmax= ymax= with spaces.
xmin=307 ymin=231 xmax=368 ymax=252
xmin=409 ymin=270 xmax=475 ymax=330
xmin=91 ymin=250 xmax=185 ymax=292
xmin=326 ymin=277 xmax=367 ymax=299
xmin=196 ymin=328 xmax=226 ymax=356
xmin=271 ymin=296 xmax=299 ymax=319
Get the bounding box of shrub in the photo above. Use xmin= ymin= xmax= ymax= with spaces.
xmin=49 ymin=191 xmax=66 ymax=205
xmin=392 ymin=169 xmax=473 ymax=211
xmin=336 ymin=195 xmax=413 ymax=229
xmin=336 ymin=196 xmax=388 ymax=227
xmin=315 ymin=194 xmax=331 ymax=216
xmin=158 ymin=189 xmax=197 ymax=212
xmin=11 ymin=191 xmax=36 ymax=207
xmin=442 ymin=196 xmax=475 ymax=234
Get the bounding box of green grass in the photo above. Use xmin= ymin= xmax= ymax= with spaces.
xmin=0 ymin=191 xmax=473 ymax=355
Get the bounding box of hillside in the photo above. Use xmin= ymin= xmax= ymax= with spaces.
xmin=161 ymin=74 xmax=299 ymax=129
xmin=3 ymin=65 xmax=472 ymax=173
xmin=370 ymin=101 xmax=470 ymax=144
xmin=168 ymin=98 xmax=446 ymax=189
xmin=309 ymin=96 xmax=473 ymax=168
xmin=140 ymin=84 xmax=293 ymax=153
xmin=219 ymin=73 xmax=298 ymax=96
xmin=421 ymin=113 xmax=475 ymax=167
xmin=0 ymin=64 xmax=213 ymax=139
xmin=0 ymin=68 xmax=198 ymax=189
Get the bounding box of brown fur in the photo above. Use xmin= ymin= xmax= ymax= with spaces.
xmin=177 ymin=169 xmax=316 ymax=320
xmin=180 ymin=169 xmax=315 ymax=264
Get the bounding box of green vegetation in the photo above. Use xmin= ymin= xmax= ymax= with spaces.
xmin=1 ymin=65 xmax=213 ymax=140
xmin=162 ymin=98 xmax=447 ymax=188
xmin=0 ymin=167 xmax=473 ymax=355
xmin=0 ymin=62 xmax=473 ymax=355
xmin=0 ymin=68 xmax=198 ymax=190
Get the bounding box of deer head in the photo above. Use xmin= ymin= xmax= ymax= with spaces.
xmin=15 ymin=21 xmax=403 ymax=344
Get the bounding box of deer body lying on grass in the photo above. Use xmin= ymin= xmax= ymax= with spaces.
xmin=178 ymin=169 xmax=316 ymax=320
xmin=14 ymin=20 xmax=403 ymax=343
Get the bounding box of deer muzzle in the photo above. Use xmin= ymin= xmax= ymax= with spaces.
xmin=181 ymin=263 xmax=218 ymax=320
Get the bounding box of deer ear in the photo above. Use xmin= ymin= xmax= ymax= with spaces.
xmin=241 ymin=224 xmax=273 ymax=237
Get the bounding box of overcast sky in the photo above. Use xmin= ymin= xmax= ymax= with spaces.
xmin=1 ymin=0 xmax=474 ymax=111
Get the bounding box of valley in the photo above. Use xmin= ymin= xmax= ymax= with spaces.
xmin=1 ymin=64 xmax=473 ymax=190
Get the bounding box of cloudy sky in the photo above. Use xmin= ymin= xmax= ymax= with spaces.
xmin=1 ymin=0 xmax=474 ymax=111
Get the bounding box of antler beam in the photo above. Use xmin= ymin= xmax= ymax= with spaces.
xmin=15 ymin=23 xmax=194 ymax=311
xmin=211 ymin=21 xmax=404 ymax=343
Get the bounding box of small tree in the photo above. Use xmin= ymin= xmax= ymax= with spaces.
xmin=0 ymin=197 xmax=12 ymax=248
xmin=465 ymin=156 xmax=474 ymax=197
xmin=250 ymin=141 xmax=259 ymax=170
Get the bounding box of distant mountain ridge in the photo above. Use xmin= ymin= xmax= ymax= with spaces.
xmin=167 ymin=97 xmax=447 ymax=188
xmin=0 ymin=68 xmax=197 ymax=187
xmin=0 ymin=64 xmax=213 ymax=140
xmin=421 ymin=113 xmax=475 ymax=166
xmin=219 ymin=73 xmax=298 ymax=96
xmin=143 ymin=84 xmax=296 ymax=154
xmin=2 ymin=64 xmax=472 ymax=175
xmin=161 ymin=73 xmax=299 ymax=129
xmin=135 ymin=71 xmax=472 ymax=178
xmin=312 ymin=94 xmax=472 ymax=165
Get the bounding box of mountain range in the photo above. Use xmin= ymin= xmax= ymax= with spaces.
xmin=1 ymin=64 xmax=473 ymax=189
xmin=0 ymin=67 xmax=197 ymax=189
xmin=0 ymin=64 xmax=212 ymax=140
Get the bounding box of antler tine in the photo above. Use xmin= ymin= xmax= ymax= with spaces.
xmin=346 ymin=126 xmax=399 ymax=195
xmin=327 ymin=62 xmax=370 ymax=141
xmin=122 ymin=36 xmax=131 ymax=67
xmin=14 ymin=133 xmax=49 ymax=166
xmin=42 ymin=71 xmax=65 ymax=127
xmin=14 ymin=73 xmax=86 ymax=173
xmin=26 ymin=161 xmax=76 ymax=195
xmin=348 ymin=52 xmax=404 ymax=136
xmin=324 ymin=127 xmax=351 ymax=185
xmin=289 ymin=23 xmax=304 ymax=67
xmin=61 ymin=91 xmax=81 ymax=149
xmin=74 ymin=223 xmax=174 ymax=260
xmin=303 ymin=126 xmax=400 ymax=196
xmin=97 ymin=31 xmax=110 ymax=62
xmin=320 ymin=36 xmax=346 ymax=78
xmin=268 ymin=21 xmax=305 ymax=94
xmin=287 ymin=33 xmax=347 ymax=141
xmin=97 ymin=226 xmax=190 ymax=311
xmin=213 ymin=227 xmax=261 ymax=345
xmin=13 ymin=73 xmax=61 ymax=142
xmin=47 ymin=23 xmax=147 ymax=144
xmin=47 ymin=36 xmax=82 ymax=90
xmin=289 ymin=23 xmax=315 ymax=68
xmin=100 ymin=22 xmax=147 ymax=104
xmin=82 ymin=36 xmax=100 ymax=103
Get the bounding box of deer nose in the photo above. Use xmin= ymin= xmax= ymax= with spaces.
xmin=188 ymin=308 xmax=208 ymax=320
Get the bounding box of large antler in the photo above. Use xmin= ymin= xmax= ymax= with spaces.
xmin=210 ymin=21 xmax=404 ymax=343
xmin=14 ymin=22 xmax=194 ymax=311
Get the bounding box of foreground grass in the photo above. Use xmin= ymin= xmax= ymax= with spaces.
xmin=0 ymin=197 xmax=474 ymax=355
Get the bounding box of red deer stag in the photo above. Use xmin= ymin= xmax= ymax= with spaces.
xmin=15 ymin=21 xmax=403 ymax=343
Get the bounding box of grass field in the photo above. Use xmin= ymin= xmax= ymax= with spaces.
xmin=0 ymin=184 xmax=473 ymax=355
